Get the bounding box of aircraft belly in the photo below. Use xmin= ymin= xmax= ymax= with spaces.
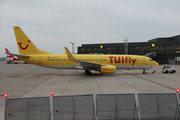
xmin=41 ymin=65 xmax=153 ymax=70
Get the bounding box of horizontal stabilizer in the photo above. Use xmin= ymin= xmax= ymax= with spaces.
xmin=5 ymin=53 xmax=30 ymax=58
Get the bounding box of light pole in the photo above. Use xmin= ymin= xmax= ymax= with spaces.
xmin=123 ymin=37 xmax=128 ymax=54
xmin=69 ymin=41 xmax=75 ymax=54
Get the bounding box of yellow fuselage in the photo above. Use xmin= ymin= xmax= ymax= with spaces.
xmin=20 ymin=54 xmax=158 ymax=70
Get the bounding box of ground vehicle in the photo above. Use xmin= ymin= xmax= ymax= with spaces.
xmin=6 ymin=57 xmax=26 ymax=64
xmin=162 ymin=66 xmax=176 ymax=73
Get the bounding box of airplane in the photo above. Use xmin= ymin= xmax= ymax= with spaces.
xmin=5 ymin=48 xmax=26 ymax=64
xmin=8 ymin=26 xmax=158 ymax=75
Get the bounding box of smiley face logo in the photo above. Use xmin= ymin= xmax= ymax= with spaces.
xmin=18 ymin=40 xmax=30 ymax=50
xmin=68 ymin=55 xmax=71 ymax=59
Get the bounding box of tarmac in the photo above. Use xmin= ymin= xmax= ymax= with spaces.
xmin=1 ymin=61 xmax=180 ymax=119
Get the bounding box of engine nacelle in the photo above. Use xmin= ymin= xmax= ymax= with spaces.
xmin=100 ymin=65 xmax=116 ymax=73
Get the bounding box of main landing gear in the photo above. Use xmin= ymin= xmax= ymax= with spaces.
xmin=143 ymin=69 xmax=146 ymax=74
xmin=85 ymin=70 xmax=91 ymax=75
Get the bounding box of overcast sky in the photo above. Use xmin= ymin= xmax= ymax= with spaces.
xmin=1 ymin=0 xmax=180 ymax=57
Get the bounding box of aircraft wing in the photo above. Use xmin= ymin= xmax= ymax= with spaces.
xmin=64 ymin=47 xmax=102 ymax=70
xmin=77 ymin=61 xmax=101 ymax=70
xmin=5 ymin=53 xmax=30 ymax=58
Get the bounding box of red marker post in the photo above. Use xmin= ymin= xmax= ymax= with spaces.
xmin=51 ymin=91 xmax=54 ymax=120
xmin=4 ymin=93 xmax=8 ymax=120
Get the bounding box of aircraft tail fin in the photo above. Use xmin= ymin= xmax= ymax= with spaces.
xmin=64 ymin=47 xmax=76 ymax=61
xmin=5 ymin=48 xmax=10 ymax=54
xmin=5 ymin=48 xmax=18 ymax=60
xmin=13 ymin=26 xmax=51 ymax=55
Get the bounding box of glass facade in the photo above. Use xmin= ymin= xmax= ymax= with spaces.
xmin=78 ymin=35 xmax=180 ymax=64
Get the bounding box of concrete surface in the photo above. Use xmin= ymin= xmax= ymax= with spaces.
xmin=1 ymin=61 xmax=180 ymax=119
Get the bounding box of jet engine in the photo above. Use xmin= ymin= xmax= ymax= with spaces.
xmin=100 ymin=65 xmax=116 ymax=73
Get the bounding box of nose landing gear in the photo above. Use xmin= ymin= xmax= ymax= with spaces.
xmin=143 ymin=69 xmax=146 ymax=74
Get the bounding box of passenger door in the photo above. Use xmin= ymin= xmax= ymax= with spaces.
xmin=39 ymin=56 xmax=42 ymax=64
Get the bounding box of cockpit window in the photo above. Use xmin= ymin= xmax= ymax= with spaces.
xmin=149 ymin=59 xmax=153 ymax=61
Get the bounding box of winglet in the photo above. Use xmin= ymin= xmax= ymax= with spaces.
xmin=64 ymin=47 xmax=76 ymax=61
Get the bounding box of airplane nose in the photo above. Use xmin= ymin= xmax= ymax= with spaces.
xmin=154 ymin=61 xmax=158 ymax=66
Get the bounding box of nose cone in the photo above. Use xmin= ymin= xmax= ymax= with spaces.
xmin=154 ymin=61 xmax=159 ymax=66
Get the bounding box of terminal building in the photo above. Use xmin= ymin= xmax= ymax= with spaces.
xmin=77 ymin=35 xmax=180 ymax=64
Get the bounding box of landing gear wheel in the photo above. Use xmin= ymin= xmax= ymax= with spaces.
xmin=85 ymin=70 xmax=91 ymax=75
xmin=143 ymin=69 xmax=146 ymax=74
